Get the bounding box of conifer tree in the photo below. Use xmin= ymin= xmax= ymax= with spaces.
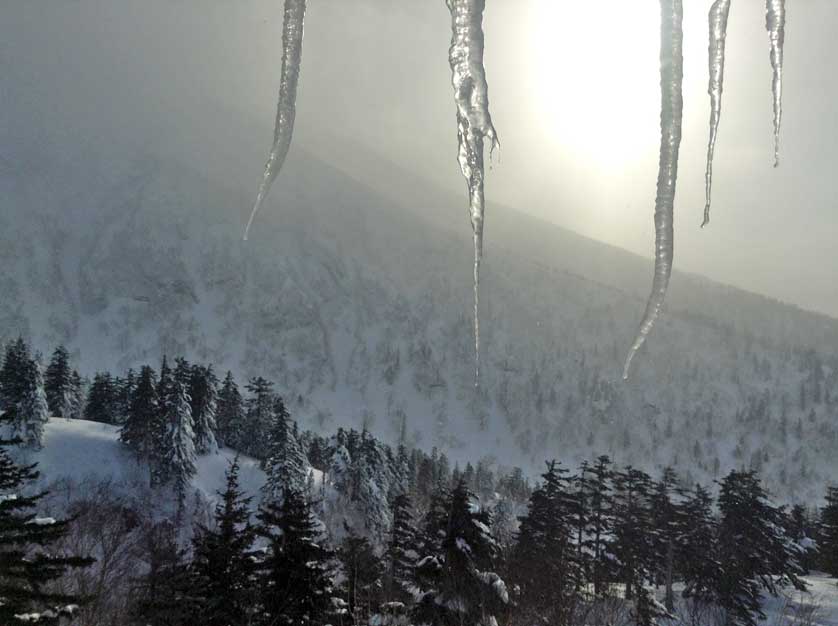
xmin=163 ymin=359 xmax=196 ymax=503
xmin=44 ymin=345 xmax=73 ymax=419
xmin=255 ymin=488 xmax=335 ymax=625
xmin=189 ymin=364 xmax=218 ymax=455
xmin=190 ymin=457 xmax=257 ymax=625
xmin=119 ymin=365 xmax=159 ymax=463
xmin=679 ymin=483 xmax=721 ymax=605
xmin=243 ymin=376 xmax=274 ymax=460
xmin=339 ymin=527 xmax=383 ymax=623
xmin=511 ymin=460 xmax=579 ymax=626
xmin=67 ymin=370 xmax=84 ymax=420
xmin=216 ymin=371 xmax=244 ymax=450
xmin=413 ymin=480 xmax=508 ymax=626
xmin=611 ymin=466 xmax=655 ymax=601
xmin=83 ymin=372 xmax=116 ymax=424
xmin=650 ymin=466 xmax=685 ymax=610
xmin=0 ymin=409 xmax=93 ymax=623
xmin=261 ymin=395 xmax=307 ymax=504
xmin=819 ymin=486 xmax=838 ymax=577
xmin=714 ymin=470 xmax=805 ymax=626
xmin=15 ymin=355 xmax=50 ymax=449
xmin=0 ymin=337 xmax=31 ymax=414
xmin=385 ymin=492 xmax=419 ymax=605
xmin=582 ymin=455 xmax=616 ymax=596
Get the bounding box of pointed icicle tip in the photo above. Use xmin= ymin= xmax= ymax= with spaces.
xmin=703 ymin=0 xmax=731 ymax=229
xmin=623 ymin=0 xmax=683 ymax=381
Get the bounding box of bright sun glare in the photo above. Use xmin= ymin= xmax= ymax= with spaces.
xmin=531 ymin=0 xmax=662 ymax=172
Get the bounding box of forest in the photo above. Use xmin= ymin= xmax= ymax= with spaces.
xmin=1 ymin=338 xmax=837 ymax=626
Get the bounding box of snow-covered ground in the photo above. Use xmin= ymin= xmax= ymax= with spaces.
xmin=758 ymin=574 xmax=838 ymax=626
xmin=13 ymin=417 xmax=270 ymax=504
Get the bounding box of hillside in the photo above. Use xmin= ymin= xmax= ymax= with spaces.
xmin=2 ymin=135 xmax=838 ymax=504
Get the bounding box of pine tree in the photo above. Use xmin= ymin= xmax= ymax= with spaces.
xmin=67 ymin=370 xmax=85 ymax=420
xmin=413 ymin=480 xmax=508 ymax=626
xmin=0 ymin=409 xmax=93 ymax=623
xmin=511 ymin=460 xmax=579 ymax=626
xmin=112 ymin=368 xmax=137 ymax=425
xmin=216 ymin=371 xmax=245 ymax=450
xmin=649 ymin=466 xmax=685 ymax=611
xmin=190 ymin=457 xmax=258 ymax=625
xmin=84 ymin=372 xmax=117 ymax=424
xmin=255 ymin=488 xmax=335 ymax=625
xmin=679 ymin=483 xmax=721 ymax=605
xmin=44 ymin=345 xmax=73 ymax=419
xmin=819 ymin=486 xmax=838 ymax=577
xmin=189 ymin=364 xmax=218 ymax=455
xmin=385 ymin=492 xmax=419 ymax=605
xmin=261 ymin=395 xmax=307 ymax=504
xmin=582 ymin=455 xmax=616 ymax=596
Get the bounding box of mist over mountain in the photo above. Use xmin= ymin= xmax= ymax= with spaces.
xmin=2 ymin=129 xmax=838 ymax=505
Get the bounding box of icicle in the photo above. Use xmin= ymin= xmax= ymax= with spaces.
xmin=243 ymin=0 xmax=307 ymax=241
xmin=702 ymin=0 xmax=731 ymax=227
xmin=623 ymin=0 xmax=683 ymax=381
xmin=445 ymin=0 xmax=498 ymax=385
xmin=765 ymin=0 xmax=785 ymax=168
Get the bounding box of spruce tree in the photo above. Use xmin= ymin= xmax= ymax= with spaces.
xmin=649 ymin=466 xmax=685 ymax=611
xmin=714 ymin=470 xmax=806 ymax=626
xmin=255 ymin=488 xmax=335 ymax=625
xmin=162 ymin=359 xmax=196 ymax=503
xmin=819 ymin=486 xmax=838 ymax=577
xmin=611 ymin=466 xmax=655 ymax=601
xmin=582 ymin=455 xmax=616 ymax=596
xmin=385 ymin=492 xmax=419 ymax=605
xmin=679 ymin=483 xmax=721 ymax=605
xmin=189 ymin=364 xmax=218 ymax=455
xmin=243 ymin=377 xmax=274 ymax=460
xmin=0 ymin=337 xmax=31 ymax=414
xmin=261 ymin=395 xmax=307 ymax=504
xmin=15 ymin=355 xmax=50 ymax=449
xmin=0 ymin=409 xmax=93 ymax=623
xmin=413 ymin=480 xmax=508 ymax=626
xmin=190 ymin=457 xmax=257 ymax=625
xmin=339 ymin=527 xmax=383 ymax=623
xmin=119 ymin=365 xmax=159 ymax=463
xmin=216 ymin=371 xmax=244 ymax=451
xmin=67 ymin=370 xmax=84 ymax=420
xmin=511 ymin=460 xmax=579 ymax=626
xmin=44 ymin=345 xmax=73 ymax=419
xmin=83 ymin=372 xmax=116 ymax=424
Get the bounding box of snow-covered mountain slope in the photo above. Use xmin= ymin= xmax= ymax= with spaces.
xmin=2 ymin=135 xmax=838 ymax=504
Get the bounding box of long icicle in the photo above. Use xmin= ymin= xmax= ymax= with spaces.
xmin=765 ymin=0 xmax=785 ymax=168
xmin=623 ymin=0 xmax=683 ymax=381
xmin=702 ymin=0 xmax=731 ymax=227
xmin=446 ymin=0 xmax=498 ymax=386
xmin=243 ymin=0 xmax=307 ymax=241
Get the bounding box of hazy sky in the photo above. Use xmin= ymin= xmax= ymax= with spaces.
xmin=3 ymin=0 xmax=838 ymax=316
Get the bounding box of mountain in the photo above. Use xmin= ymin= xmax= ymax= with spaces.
xmin=2 ymin=134 xmax=838 ymax=504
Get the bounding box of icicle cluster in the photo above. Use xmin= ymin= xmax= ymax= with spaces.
xmin=623 ymin=0 xmax=684 ymax=381
xmin=243 ymin=0 xmax=307 ymax=241
xmin=765 ymin=0 xmax=785 ymax=168
xmin=445 ymin=0 xmax=498 ymax=385
xmin=702 ymin=0 xmax=731 ymax=227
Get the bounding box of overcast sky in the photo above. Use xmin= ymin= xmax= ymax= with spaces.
xmin=3 ymin=0 xmax=838 ymax=316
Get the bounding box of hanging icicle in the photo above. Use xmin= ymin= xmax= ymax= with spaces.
xmin=702 ymin=0 xmax=731 ymax=227
xmin=243 ymin=0 xmax=307 ymax=241
xmin=623 ymin=0 xmax=683 ymax=381
xmin=445 ymin=0 xmax=498 ymax=386
xmin=765 ymin=0 xmax=785 ymax=168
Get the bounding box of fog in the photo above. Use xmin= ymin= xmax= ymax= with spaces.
xmin=3 ymin=0 xmax=838 ymax=315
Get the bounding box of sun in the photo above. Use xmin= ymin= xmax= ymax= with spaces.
xmin=529 ymin=0 xmax=662 ymax=172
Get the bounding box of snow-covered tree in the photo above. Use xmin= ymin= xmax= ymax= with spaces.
xmin=243 ymin=376 xmax=274 ymax=460
xmin=261 ymin=395 xmax=307 ymax=504
xmin=819 ymin=486 xmax=838 ymax=578
xmin=190 ymin=456 xmax=258 ymax=625
xmin=189 ymin=364 xmax=218 ymax=455
xmin=44 ymin=344 xmax=73 ymax=418
xmin=215 ymin=370 xmax=244 ymax=450
xmin=84 ymin=372 xmax=117 ymax=424
xmin=163 ymin=359 xmax=196 ymax=503
xmin=15 ymin=354 xmax=50 ymax=448
xmin=119 ymin=365 xmax=159 ymax=463
xmin=385 ymin=491 xmax=419 ymax=606
xmin=255 ymin=488 xmax=335 ymax=625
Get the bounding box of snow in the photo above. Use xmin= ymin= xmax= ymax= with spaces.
xmin=29 ymin=517 xmax=56 ymax=526
xmin=16 ymin=418 xmax=273 ymax=504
